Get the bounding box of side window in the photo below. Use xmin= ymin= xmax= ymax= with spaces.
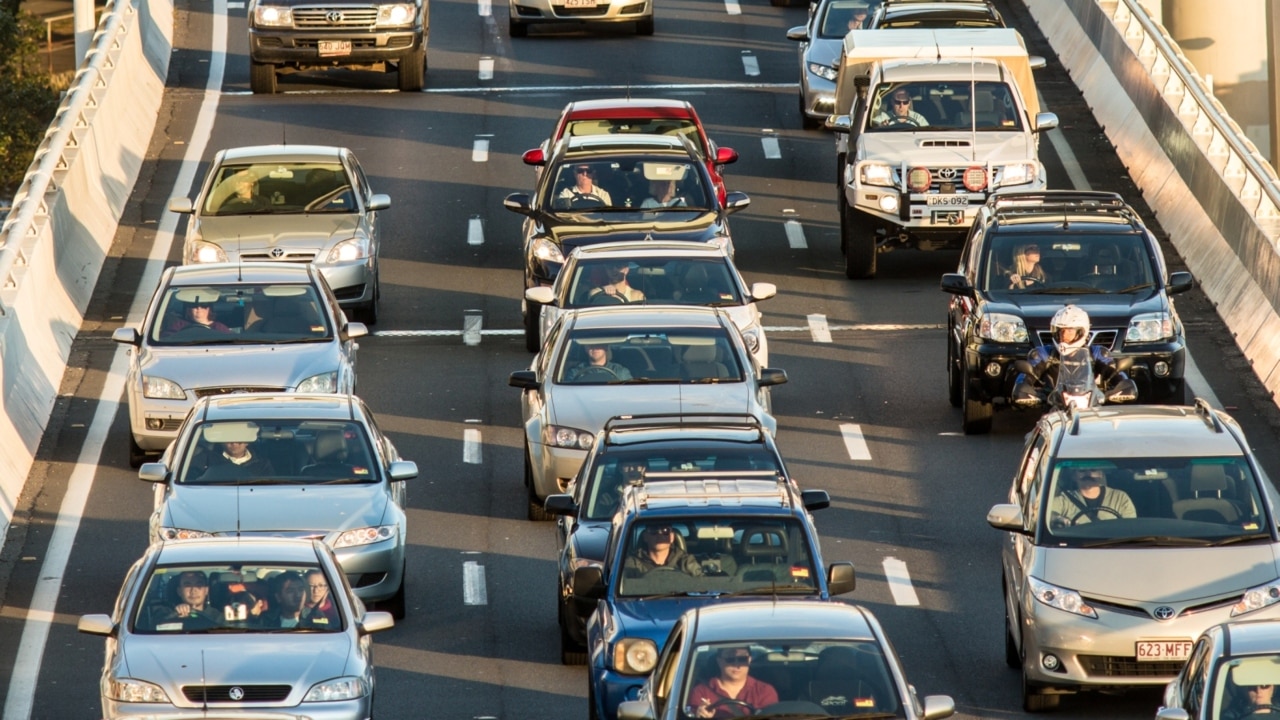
xmin=347 ymin=156 xmax=370 ymax=204
xmin=650 ymin=625 xmax=685 ymax=715
xmin=117 ymin=559 xmax=145 ymax=623
xmin=1022 ymin=435 xmax=1050 ymax=528
xmin=1182 ymin=639 xmax=1210 ymax=715
xmin=1013 ymin=433 xmax=1046 ymax=506
xmin=539 ymin=321 xmax=564 ymax=377
xmin=960 ymin=225 xmax=985 ymax=278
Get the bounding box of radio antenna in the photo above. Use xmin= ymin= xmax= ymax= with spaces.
xmin=970 ymin=47 xmax=977 ymax=163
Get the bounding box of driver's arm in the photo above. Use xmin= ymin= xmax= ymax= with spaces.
xmin=1108 ymin=490 xmax=1137 ymax=519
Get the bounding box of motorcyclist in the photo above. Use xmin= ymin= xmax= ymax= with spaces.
xmin=1011 ymin=305 xmax=1138 ymax=409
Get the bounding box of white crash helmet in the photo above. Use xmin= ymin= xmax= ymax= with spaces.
xmin=1051 ymin=304 xmax=1090 ymax=351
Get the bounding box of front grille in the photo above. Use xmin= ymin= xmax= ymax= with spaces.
xmin=1035 ymin=329 xmax=1120 ymax=351
xmin=1079 ymin=655 xmax=1183 ymax=678
xmin=293 ymin=7 xmax=378 ymax=27
xmin=182 ymin=685 xmax=293 ymax=703
xmin=555 ymin=3 xmax=610 ymax=15
xmin=295 ymin=37 xmax=380 ymax=49
xmin=239 ymin=251 xmax=317 ymax=263
xmin=193 ymin=387 xmax=286 ymax=398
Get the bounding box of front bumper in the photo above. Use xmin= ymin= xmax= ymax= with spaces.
xmin=846 ymin=176 xmax=1047 ymax=242
xmin=530 ymin=442 xmax=587 ymax=501
xmin=800 ymin=73 xmax=835 ymax=120
xmin=316 ymin=260 xmax=375 ymax=308
xmin=592 ymin=666 xmax=645 ymax=720
xmin=102 ymin=697 xmax=371 ymax=720
xmin=249 ymin=27 xmax=423 ymax=65
xmin=509 ymin=0 xmax=651 ymax=24
xmin=334 ymin=535 xmax=405 ymax=602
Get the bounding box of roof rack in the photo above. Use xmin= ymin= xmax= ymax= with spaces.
xmin=602 ymin=413 xmax=763 ymax=434
xmin=632 ymin=471 xmax=791 ymax=508
xmin=1193 ymin=397 xmax=1224 ymax=433
xmin=989 ymin=191 xmax=1125 ymax=209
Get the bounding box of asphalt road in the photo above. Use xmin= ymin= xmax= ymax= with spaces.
xmin=1 ymin=0 xmax=1279 ymax=718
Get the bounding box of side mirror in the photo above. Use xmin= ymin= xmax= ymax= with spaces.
xmin=544 ymin=494 xmax=578 ymax=517
xmin=525 ymin=286 xmax=556 ymax=306
xmin=987 ymin=503 xmax=1028 ymax=533
xmin=714 ymin=147 xmax=739 ymax=166
xmin=1167 ymin=271 xmax=1193 ymax=294
xmin=367 ymin=193 xmax=391 ymax=211
xmin=503 ymin=193 xmax=533 ymax=215
xmin=572 ymin=565 xmax=606 ymax=603
xmin=827 ymin=562 xmax=856 ymax=595
xmin=112 ymin=327 xmax=141 ymax=346
xmin=922 ymin=695 xmax=956 ymax=720
xmin=521 ymin=148 xmax=546 ymax=166
xmin=77 ymin=614 xmax=116 ymax=637
xmin=825 ymin=115 xmax=853 ymax=134
xmin=388 ymin=460 xmax=418 ymax=481
xmin=723 ymin=191 xmax=750 ymax=214
xmin=344 ymin=321 xmax=368 ymax=340
xmin=1029 ymin=55 xmax=1047 ymax=70
xmin=509 ymin=370 xmax=540 ymax=390
xmin=940 ymin=273 xmax=976 ymax=298
xmin=785 ymin=26 xmax=809 ymax=41
xmin=1033 ymin=112 xmax=1059 ymax=133
xmin=758 ymin=368 xmax=788 ymax=387
xmin=800 ymin=489 xmax=830 ymax=511
xmin=359 ymin=611 xmax=395 ymax=635
xmin=138 ymin=462 xmax=169 ymax=483
xmin=617 ymin=700 xmax=657 ymax=720
xmin=168 ymin=197 xmax=194 ymax=214
xmin=749 ymin=282 xmax=777 ymax=302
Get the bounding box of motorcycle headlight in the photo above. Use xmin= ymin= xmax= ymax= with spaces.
xmin=859 ymin=162 xmax=895 ymax=188
xmin=544 ymin=425 xmax=594 ymax=450
xmin=375 ymin=2 xmax=415 ymax=25
xmin=1233 ymin=580 xmax=1280 ymax=617
xmin=304 ymin=676 xmax=369 ymax=702
xmin=297 ymin=372 xmax=339 ymax=394
xmin=326 ymin=237 xmax=369 ymax=263
xmin=739 ymin=324 xmax=761 ymax=353
xmin=104 ymin=677 xmax=170 ymax=703
xmin=188 ymin=240 xmax=227 ymax=264
xmin=977 ymin=313 xmax=1029 ymax=344
xmin=142 ymin=375 xmax=185 ymax=400
xmin=330 ymin=525 xmax=397 ymax=549
xmin=1028 ymin=576 xmax=1097 ymax=619
xmin=613 ymin=637 xmax=659 ymax=675
xmin=530 ymin=236 xmax=565 ymax=264
xmin=807 ymin=62 xmax=838 ymax=82
xmin=997 ymin=163 xmax=1038 ymax=187
xmin=159 ymin=527 xmax=215 ymax=541
xmin=252 ymin=3 xmax=293 ymax=25
xmin=1125 ymin=312 xmax=1173 ymax=343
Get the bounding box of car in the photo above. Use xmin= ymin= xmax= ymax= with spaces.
xmin=786 ymin=0 xmax=872 ymax=129
xmin=78 ymin=536 xmax=395 ymax=720
xmin=987 ymin=400 xmax=1280 ymax=712
xmin=1157 ymin=620 xmax=1280 ymax=720
xmin=246 ymin=0 xmax=428 ymax=93
xmin=138 ymin=393 xmax=417 ymax=617
xmin=169 ymin=144 xmax=389 ymax=324
xmin=503 ymin=135 xmax=751 ymax=352
xmin=572 ymin=473 xmax=856 ymax=720
xmin=942 ymin=191 xmax=1195 ymax=434
xmin=542 ymin=413 xmax=791 ymax=665
xmin=508 ymin=305 xmax=787 ymax=521
xmin=524 ymin=240 xmax=776 ymax=365
xmin=508 ymin=0 xmax=652 ymax=37
xmin=618 ymin=601 xmax=957 ymax=720
xmin=112 ymin=263 xmax=366 ymax=467
xmin=866 ymin=0 xmax=1005 ymax=29
xmin=523 ymin=99 xmax=739 ymax=207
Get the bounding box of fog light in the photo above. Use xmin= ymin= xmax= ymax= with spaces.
xmin=985 ymin=362 xmax=1002 ymax=378
xmin=145 ymin=418 xmax=165 ymax=430
xmin=879 ymin=195 xmax=898 ymax=212
xmin=1154 ymin=361 xmax=1170 ymax=377
xmin=1042 ymin=654 xmax=1061 ymax=671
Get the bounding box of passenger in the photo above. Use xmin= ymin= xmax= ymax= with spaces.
xmin=848 ymin=0 xmax=869 ymax=29
xmin=557 ymin=164 xmax=612 ymax=207
xmin=1049 ymin=467 xmax=1136 ymax=526
xmin=304 ymin=569 xmax=340 ymax=626
xmin=641 ymin=179 xmax=685 ymax=208
xmin=873 ymin=89 xmax=928 ymax=127
xmin=588 ymin=263 xmax=646 ymax=304
xmin=156 ymin=571 xmax=221 ymax=629
xmin=623 ymin=524 xmax=704 ymax=577
xmin=687 ymin=647 xmax=779 ymax=718
xmin=566 ymin=343 xmax=633 ymax=382
xmin=165 ymin=298 xmax=231 ymax=335
xmin=1006 ymin=243 xmax=1048 ymax=289
xmin=260 ymin=571 xmax=322 ymax=629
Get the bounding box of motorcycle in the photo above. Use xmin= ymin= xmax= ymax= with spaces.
xmin=1011 ymin=346 xmax=1138 ymax=411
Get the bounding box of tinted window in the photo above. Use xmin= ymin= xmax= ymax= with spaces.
xmin=176 ymin=420 xmax=377 ymax=485
xmin=150 ymin=283 xmax=331 ymax=344
xmin=867 ymin=81 xmax=1020 ymax=132
xmin=132 ymin=563 xmax=343 ymax=634
xmin=980 ymin=233 xmax=1155 ymax=293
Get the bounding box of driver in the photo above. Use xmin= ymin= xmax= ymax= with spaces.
xmin=566 ymin=343 xmax=633 ymax=382
xmin=622 ymin=523 xmax=703 ymax=577
xmin=687 ymin=646 xmax=779 ymax=718
xmin=1228 ymin=681 xmax=1279 ymax=720
xmin=558 ymin=164 xmax=612 ymax=207
xmin=164 ymin=297 xmax=231 ymax=335
xmin=588 ymin=263 xmax=646 ymax=304
xmin=873 ymin=88 xmax=929 ymax=128
xmin=1049 ymin=467 xmax=1136 ymax=527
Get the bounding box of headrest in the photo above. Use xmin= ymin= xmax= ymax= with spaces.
xmin=684 ymin=264 xmax=709 ymax=286
xmin=313 ymin=428 xmax=346 ymax=460
xmin=683 ymin=344 xmax=716 ymax=364
xmin=1190 ymin=464 xmax=1230 ymax=492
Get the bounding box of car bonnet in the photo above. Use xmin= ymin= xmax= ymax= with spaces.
xmin=860 ymin=131 xmax=1033 ymax=163
xmin=197 ymin=215 xmax=360 ymax=252
xmin=1039 ymin=545 xmax=1280 ymax=604
xmin=164 ymin=485 xmax=388 ymax=534
xmin=136 ymin=343 xmax=340 ymax=389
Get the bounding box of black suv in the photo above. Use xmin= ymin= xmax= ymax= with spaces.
xmin=941 ymin=191 xmax=1194 ymax=434
xmin=543 ymin=413 xmax=789 ymax=665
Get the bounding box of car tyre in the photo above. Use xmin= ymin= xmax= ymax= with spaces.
xmin=249 ymin=61 xmax=277 ymax=95
xmin=523 ymin=300 xmax=541 ymax=353
xmin=841 ymin=203 xmax=875 ymax=279
xmin=947 ymin=333 xmax=963 ymax=408
xmin=961 ymin=370 xmax=993 ymax=435
xmin=128 ymin=433 xmax=147 ymax=469
xmin=635 ymin=16 xmax=654 ymax=35
xmin=384 ymin=563 xmax=407 ymax=619
xmin=1022 ymin=670 xmax=1059 ymax=713
xmin=509 ymin=17 xmax=528 ymax=36
xmin=398 ymin=47 xmax=425 ymax=91
xmin=525 ymin=441 xmax=552 ymax=521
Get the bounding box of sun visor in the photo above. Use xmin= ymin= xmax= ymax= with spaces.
xmin=203 ymin=422 xmax=261 ymax=444
xmin=175 ymin=288 xmax=221 ymax=304
xmin=643 ymin=163 xmax=688 ymax=182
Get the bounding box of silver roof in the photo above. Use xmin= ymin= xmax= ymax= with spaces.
xmin=154 ymin=536 xmax=324 ymax=564
xmin=690 ymin=601 xmax=876 ymax=643
xmin=218 ymin=145 xmax=346 ymax=164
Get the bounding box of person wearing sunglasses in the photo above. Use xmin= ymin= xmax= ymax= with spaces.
xmin=1048 ymin=466 xmax=1136 ymax=528
xmin=872 ymin=88 xmax=929 ymax=128
xmin=164 ymin=292 xmax=231 ymax=337
xmin=687 ymin=647 xmax=779 ymax=718
xmin=557 ymin=163 xmax=612 ymax=208
xmin=1227 ymin=673 xmax=1280 ymax=720
xmin=622 ymin=523 xmax=704 ymax=577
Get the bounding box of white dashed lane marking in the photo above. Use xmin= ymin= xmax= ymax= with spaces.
xmin=783 ymin=219 xmax=807 ymax=249
xmin=807 ymin=314 xmax=832 ymax=343
xmin=467 ymin=217 xmax=484 ymax=246
xmin=472 ymin=136 xmax=491 ymax=162
xmin=883 ymin=557 xmax=920 ymax=606
xmin=463 ymin=560 xmax=488 ymax=605
xmin=723 ymin=0 xmax=741 ymax=14
xmin=478 ymin=56 xmax=495 ymax=81
xmin=463 ymin=428 xmax=483 ymax=464
xmin=478 ymin=0 xmax=491 ymax=15
xmin=761 ymin=135 xmax=781 ymax=160
xmin=462 ymin=311 xmax=483 ymax=346
xmin=741 ymin=53 xmax=759 ymax=77
xmin=839 ymin=423 xmax=871 ymax=460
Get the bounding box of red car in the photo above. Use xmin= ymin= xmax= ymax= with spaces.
xmin=522 ymin=98 xmax=739 ymax=206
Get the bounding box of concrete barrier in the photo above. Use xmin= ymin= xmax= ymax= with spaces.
xmin=0 ymin=0 xmax=172 ymax=538
xmin=1025 ymin=0 xmax=1280 ymax=404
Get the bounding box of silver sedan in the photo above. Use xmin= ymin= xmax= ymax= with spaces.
xmin=114 ymin=262 xmax=365 ymax=467
xmin=78 ymin=536 xmax=394 ymax=720
xmin=787 ymin=0 xmax=868 ymax=128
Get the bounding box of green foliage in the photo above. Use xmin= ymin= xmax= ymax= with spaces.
xmin=0 ymin=7 xmax=60 ymax=196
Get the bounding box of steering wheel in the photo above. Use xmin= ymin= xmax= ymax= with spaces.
xmin=704 ymin=698 xmax=756 ymax=717
xmin=568 ymin=193 xmax=605 ymax=209
xmin=572 ymin=365 xmax=622 ymax=382
xmin=886 ymin=116 xmax=922 ymax=127
xmin=587 ymin=291 xmax=628 ymax=306
xmin=1063 ymin=505 xmax=1124 ymax=526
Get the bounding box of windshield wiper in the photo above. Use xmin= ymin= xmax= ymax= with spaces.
xmin=1118 ymin=282 xmax=1155 ymax=293
xmin=1081 ymin=535 xmax=1214 ymax=548
xmin=628 ymin=591 xmax=702 ymax=600
xmin=714 ymin=585 xmax=817 ymax=598
xmin=1024 ymin=286 xmax=1107 ymax=294
xmin=1207 ymin=532 xmax=1273 ymax=546
xmin=312 ymin=477 xmax=371 ymax=485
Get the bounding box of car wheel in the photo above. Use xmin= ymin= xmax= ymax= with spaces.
xmin=525 ymin=441 xmax=552 ymax=521
xmin=1022 ymin=670 xmax=1059 ymax=712
xmin=357 ymin=286 xmax=379 ymax=325
xmin=384 ymin=562 xmax=407 ymax=619
xmin=128 ymin=433 xmax=147 ymax=469
xmin=799 ymin=93 xmax=819 ymax=130
xmin=947 ymin=334 xmax=963 ymax=408
xmin=635 ymin=15 xmax=654 ymax=35
xmin=841 ymin=203 xmax=875 ymax=279
xmin=249 ymin=61 xmax=277 ymax=94
xmin=523 ymin=300 xmax=541 ymax=353
xmin=397 ymin=47 xmax=425 ymax=91
xmin=961 ymin=369 xmax=993 ymax=435
xmin=559 ymin=609 xmax=588 ymax=665
xmin=509 ymin=16 xmax=528 ymax=36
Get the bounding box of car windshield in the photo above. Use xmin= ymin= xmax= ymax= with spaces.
xmin=819 ymin=0 xmax=872 ymax=38
xmin=562 ymin=118 xmax=705 ymax=155
xmin=1210 ymin=655 xmax=1280 ymax=720
xmin=1040 ymin=457 xmax=1271 ymax=545
xmin=131 ymin=562 xmax=344 ymax=634
xmin=203 ymin=162 xmax=355 ymax=216
xmin=175 ymin=420 xmax=377 ymax=486
xmin=583 ymin=449 xmax=784 ymax=521
xmin=555 ymin=329 xmax=744 ymax=385
xmin=563 ymin=258 xmax=743 ymax=309
xmin=877 ymin=12 xmax=1003 ymax=29
xmin=679 ymin=641 xmax=904 ymax=718
xmin=867 ymin=81 xmax=1022 ymax=132
xmin=980 ymin=233 xmax=1157 ymax=293
xmin=149 ymin=283 xmax=332 ymax=345
xmin=616 ymin=518 xmax=818 ymax=597
xmin=544 ymin=158 xmax=713 ymax=214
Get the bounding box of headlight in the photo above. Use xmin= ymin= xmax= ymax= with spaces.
xmin=544 ymin=425 xmax=594 ymax=450
xmin=998 ymin=163 xmax=1038 ymax=187
xmin=859 ymin=162 xmax=895 ymax=188
xmin=530 ymin=236 xmax=565 ymax=264
xmin=142 ymin=375 xmax=185 ymax=400
xmin=103 ymin=677 xmax=170 ymax=703
xmin=375 ymin=3 xmax=415 ymax=25
xmin=330 ymin=525 xmax=397 ymax=549
xmin=252 ymin=4 xmax=293 ymax=25
xmin=297 ymin=372 xmax=339 ymax=393
xmin=1028 ymin=576 xmax=1097 ymax=619
xmin=1126 ymin=312 xmax=1173 ymax=342
xmin=807 ymin=62 xmax=838 ymax=82
xmin=1233 ymin=580 xmax=1280 ymax=616
xmin=977 ymin=313 xmax=1029 ymax=343
xmin=159 ymin=527 xmax=215 ymax=541
xmin=304 ymin=676 xmax=369 ymax=702
xmin=326 ymin=237 xmax=369 ymax=263
xmin=739 ymin=324 xmax=761 ymax=353
xmin=612 ymin=637 xmax=658 ymax=675
xmin=189 ymin=240 xmax=227 ymax=264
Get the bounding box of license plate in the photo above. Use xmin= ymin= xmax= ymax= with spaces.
xmin=565 ymin=0 xmax=597 ymax=7
xmin=318 ymin=40 xmax=352 ymax=57
xmin=1135 ymin=640 xmax=1193 ymax=662
xmin=926 ymin=194 xmax=968 ymax=206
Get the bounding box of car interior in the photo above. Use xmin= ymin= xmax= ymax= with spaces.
xmin=179 ymin=420 xmax=377 ymax=483
xmin=985 ymin=235 xmax=1152 ymax=292
xmin=567 ymin=259 xmax=739 ymax=308
xmin=135 ymin=564 xmax=339 ymax=633
xmin=153 ymin=284 xmax=329 ymax=342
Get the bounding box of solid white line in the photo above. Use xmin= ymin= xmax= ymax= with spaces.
xmin=882 ymin=557 xmax=920 ymax=606
xmin=723 ymin=0 xmax=741 ymax=14
xmin=783 ymin=220 xmax=807 ymax=249
xmin=761 ymin=137 xmax=781 ymax=159
xmin=463 ymin=560 xmax=488 ymax=605
xmin=472 ymin=138 xmax=490 ymax=163
xmin=1184 ymin=351 xmax=1220 ymax=409
xmin=467 ymin=217 xmax=484 ymax=246
xmin=741 ymin=55 xmax=760 ymax=77
xmin=807 ymin=314 xmax=832 ymax=343
xmin=227 ymin=1 xmax=244 ymax=7
xmin=839 ymin=423 xmax=871 ymax=461
xmin=421 ymin=81 xmax=798 ymax=94
xmin=462 ymin=312 xmax=483 ymax=346
xmin=1 ymin=1 xmax=228 ymax=717
xmin=463 ymin=428 xmax=483 ymax=464
xmin=478 ymin=56 xmax=495 ymax=81
xmin=477 ymin=0 xmax=492 ymax=16
xmin=1047 ymin=127 xmax=1090 ymax=191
